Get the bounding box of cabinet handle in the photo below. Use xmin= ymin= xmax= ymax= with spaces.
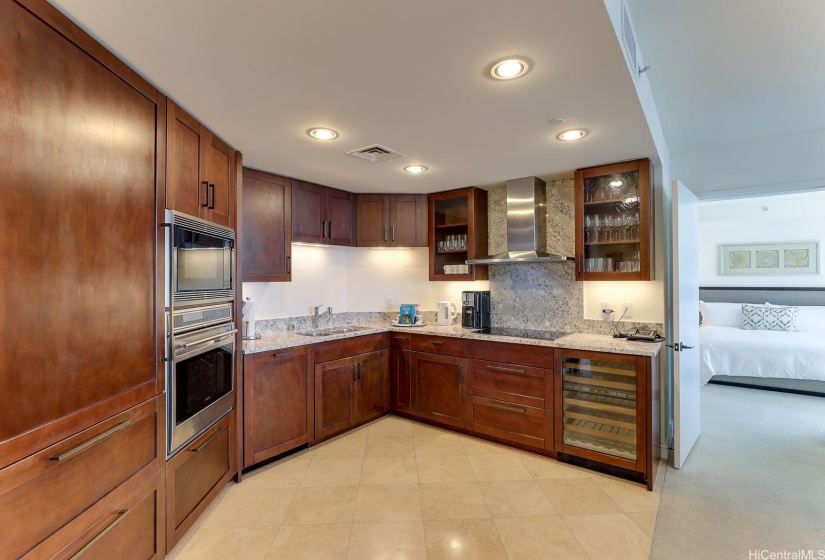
xmin=391 ymin=226 xmax=395 ymax=242
xmin=352 ymin=363 xmax=356 ymax=382
xmin=357 ymin=362 xmax=363 ymax=381
xmin=328 ymin=221 xmax=332 ymax=239
xmin=49 ymin=420 xmax=130 ymax=462
xmin=208 ymin=183 xmax=216 ymax=209
xmin=459 ymin=365 xmax=464 ymax=385
xmin=273 ymin=350 xmax=292 ymax=357
xmin=404 ymin=355 xmax=410 ymax=374
xmin=384 ymin=226 xmax=388 ymax=241
xmin=487 ymin=365 xmax=527 ymax=375
xmin=393 ymin=336 xmax=409 ymax=341
xmin=201 ymin=181 xmax=209 ymax=207
xmin=489 ymin=402 xmax=526 ymax=414
xmin=192 ymin=425 xmax=226 ymax=452
xmin=68 ymin=509 xmax=130 ymax=560
xmin=428 ymin=340 xmax=443 ymax=345
xmin=286 ymin=256 xmax=291 ymax=274
xmin=577 ymin=254 xmax=582 ymax=275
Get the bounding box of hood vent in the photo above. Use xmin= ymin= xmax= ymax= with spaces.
xmin=347 ymin=144 xmax=404 ymax=163
xmin=466 ymin=176 xmax=574 ymax=265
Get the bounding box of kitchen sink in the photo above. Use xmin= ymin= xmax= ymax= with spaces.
xmin=296 ymin=325 xmax=372 ymax=337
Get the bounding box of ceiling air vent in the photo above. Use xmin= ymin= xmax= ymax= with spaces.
xmin=622 ymin=3 xmax=638 ymax=79
xmin=347 ymin=144 xmax=404 ymax=163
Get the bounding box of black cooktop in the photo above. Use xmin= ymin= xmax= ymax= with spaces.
xmin=477 ymin=327 xmax=570 ymax=341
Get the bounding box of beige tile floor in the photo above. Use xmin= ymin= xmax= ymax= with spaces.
xmin=168 ymin=416 xmax=662 ymax=560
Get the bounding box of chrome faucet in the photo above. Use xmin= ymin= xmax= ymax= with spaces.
xmin=313 ymin=304 xmax=332 ymax=329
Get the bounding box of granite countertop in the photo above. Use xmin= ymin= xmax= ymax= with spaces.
xmin=243 ymin=322 xmax=662 ymax=357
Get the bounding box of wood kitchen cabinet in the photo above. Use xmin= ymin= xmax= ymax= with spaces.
xmin=428 ymin=187 xmax=489 ymax=281
xmin=390 ymin=334 xmax=413 ymax=413
xmin=410 ymin=352 xmax=466 ymax=429
xmin=554 ymin=349 xmax=660 ymax=490
xmin=356 ymin=194 xmax=427 ymax=247
xmin=167 ymin=98 xmax=237 ymax=228
xmin=242 ymin=167 xmax=292 ymax=282
xmin=574 ymin=158 xmax=652 ymax=281
xmin=292 ymin=179 xmax=355 ymax=246
xmin=243 ymin=345 xmax=312 ymax=468
xmin=314 ymin=334 xmax=390 ymax=441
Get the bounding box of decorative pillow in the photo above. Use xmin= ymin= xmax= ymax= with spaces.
xmin=769 ymin=303 xmax=825 ymax=332
xmin=699 ymin=301 xmax=746 ymax=328
xmin=742 ymin=303 xmax=799 ymax=331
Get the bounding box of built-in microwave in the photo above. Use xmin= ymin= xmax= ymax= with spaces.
xmin=166 ymin=210 xmax=234 ymax=307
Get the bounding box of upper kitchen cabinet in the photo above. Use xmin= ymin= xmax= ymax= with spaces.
xmin=242 ymin=168 xmax=291 ymax=282
xmin=167 ymin=99 xmax=237 ymax=228
xmin=574 ymin=158 xmax=653 ymax=281
xmin=292 ymin=180 xmax=355 ymax=246
xmin=428 ymin=187 xmax=489 ymax=281
xmin=356 ymin=194 xmax=427 ymax=248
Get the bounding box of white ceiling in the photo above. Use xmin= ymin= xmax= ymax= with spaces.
xmin=700 ymin=190 xmax=825 ymax=223
xmin=50 ymin=0 xmax=657 ymax=193
xmin=627 ymin=0 xmax=825 ymax=156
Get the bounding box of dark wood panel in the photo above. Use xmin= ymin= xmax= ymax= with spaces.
xmin=390 ymin=333 xmax=413 ymax=350
xmin=428 ymin=187 xmax=488 ymax=281
xmin=167 ymin=412 xmax=234 ymax=550
xmin=167 ymin=100 xmax=204 ymax=218
xmin=411 ymin=334 xmax=466 ymax=357
xmin=314 ymin=333 xmax=389 ymax=363
xmin=292 ymin=180 xmax=325 ymax=244
xmin=0 ymin=398 xmax=160 ymax=559
xmin=244 ymin=346 xmax=312 ymax=467
xmin=390 ymin=348 xmax=411 ymax=413
xmin=467 ymin=359 xmax=548 ymax=409
xmin=356 ymin=194 xmax=390 ymax=247
xmin=242 ymin=169 xmax=292 ymax=282
xmin=355 ymin=350 xmax=389 ymax=423
xmin=0 ymin=0 xmax=157 ymax=444
xmin=410 ymin=353 xmax=465 ymax=428
xmin=391 ymin=194 xmax=426 ymax=247
xmin=206 ymin=133 xmax=234 ymax=228
xmin=465 ymin=340 xmax=554 ymax=369
xmin=326 ymin=188 xmax=355 ymax=246
xmin=314 ymin=357 xmax=355 ymax=440
xmin=465 ymin=395 xmax=552 ymax=451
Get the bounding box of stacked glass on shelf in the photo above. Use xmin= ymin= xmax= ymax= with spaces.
xmin=437 ymin=233 xmax=467 ymax=252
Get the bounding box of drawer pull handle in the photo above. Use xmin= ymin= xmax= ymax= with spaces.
xmin=428 ymin=340 xmax=443 ymax=345
xmin=274 ymin=350 xmax=293 ymax=357
xmin=487 ymin=365 xmax=527 ymax=375
xmin=68 ymin=509 xmax=130 ymax=560
xmin=488 ymin=402 xmax=526 ymax=414
xmin=192 ymin=425 xmax=227 ymax=452
xmin=393 ymin=336 xmax=409 ymax=341
xmin=49 ymin=420 xmax=130 ymax=462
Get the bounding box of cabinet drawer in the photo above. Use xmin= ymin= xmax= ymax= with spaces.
xmin=467 ymin=360 xmax=549 ymax=409
xmin=52 ymin=471 xmax=163 ymax=560
xmin=167 ymin=412 xmax=234 ymax=550
xmin=0 ymin=398 xmax=160 ymax=560
xmin=465 ymin=396 xmax=552 ymax=451
xmin=314 ymin=332 xmax=388 ymax=363
xmin=411 ymin=334 xmax=465 ymax=357
xmin=466 ymin=340 xmax=554 ymax=369
xmin=252 ymin=344 xmax=311 ymax=364
xmin=389 ymin=333 xmax=413 ymax=350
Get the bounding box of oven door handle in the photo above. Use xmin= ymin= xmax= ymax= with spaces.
xmin=180 ymin=329 xmax=238 ymax=349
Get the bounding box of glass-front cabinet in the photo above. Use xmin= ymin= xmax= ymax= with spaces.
xmin=555 ymin=349 xmax=657 ymax=488
xmin=574 ymin=158 xmax=652 ymax=281
xmin=428 ymin=187 xmax=488 ymax=281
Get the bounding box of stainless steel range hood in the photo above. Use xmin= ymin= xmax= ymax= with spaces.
xmin=466 ymin=176 xmax=575 ymax=265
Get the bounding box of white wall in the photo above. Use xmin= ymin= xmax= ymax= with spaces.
xmin=243 ymin=244 xmax=488 ymax=320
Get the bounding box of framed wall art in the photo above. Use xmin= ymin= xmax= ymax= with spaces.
xmin=720 ymin=242 xmax=819 ymax=275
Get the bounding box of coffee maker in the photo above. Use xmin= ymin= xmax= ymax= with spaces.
xmin=461 ymin=291 xmax=491 ymax=330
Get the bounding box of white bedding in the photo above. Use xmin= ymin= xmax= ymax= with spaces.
xmin=700 ymin=326 xmax=825 ymax=385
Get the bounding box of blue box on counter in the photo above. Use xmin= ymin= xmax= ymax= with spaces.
xmin=399 ymin=305 xmax=416 ymax=324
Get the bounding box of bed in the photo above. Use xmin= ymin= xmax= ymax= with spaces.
xmin=699 ymin=287 xmax=825 ymax=395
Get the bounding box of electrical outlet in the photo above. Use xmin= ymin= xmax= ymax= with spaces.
xmin=622 ymin=302 xmax=633 ymax=318
xmin=386 ymin=296 xmax=393 ymax=307
xmin=601 ymin=301 xmax=612 ymax=320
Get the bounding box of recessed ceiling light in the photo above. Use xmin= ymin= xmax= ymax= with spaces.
xmin=490 ymin=58 xmax=530 ymax=80
xmin=557 ymin=129 xmax=588 ymax=141
xmin=404 ymin=165 xmax=428 ymax=174
xmin=307 ymin=128 xmax=338 ymax=140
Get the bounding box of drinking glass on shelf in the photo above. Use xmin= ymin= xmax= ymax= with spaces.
xmin=604 ymin=215 xmax=614 ymax=242
xmin=438 ymin=240 xmax=445 ymax=252
xmin=460 ymin=234 xmax=467 ymax=250
xmin=605 ymin=257 xmax=614 ymax=272
xmin=591 ymin=214 xmax=601 ymax=242
xmin=633 ymin=212 xmax=640 ymax=239
xmin=584 ymin=215 xmax=592 ymax=243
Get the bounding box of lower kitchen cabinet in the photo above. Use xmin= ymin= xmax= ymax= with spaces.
xmin=409 ymin=352 xmax=465 ymax=429
xmin=390 ymin=334 xmax=413 ymax=413
xmin=465 ymin=395 xmax=553 ymax=451
xmin=243 ymin=346 xmax=313 ymax=468
xmin=554 ymin=349 xmax=660 ymax=490
xmin=166 ymin=412 xmax=235 ymax=552
xmin=315 ymin=345 xmax=389 ymax=441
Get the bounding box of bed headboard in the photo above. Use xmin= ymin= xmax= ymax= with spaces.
xmin=699 ymin=287 xmax=825 ymax=306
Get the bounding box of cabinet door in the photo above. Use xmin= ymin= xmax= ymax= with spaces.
xmin=292 ymin=180 xmax=325 ymax=244
xmin=326 ymin=188 xmax=355 ymax=246
xmin=205 ymin=132 xmax=234 ymax=228
xmin=242 ymin=169 xmax=292 ymax=282
xmin=356 ymin=194 xmax=390 ymax=247
xmin=391 ymin=194 xmax=426 ymax=247
xmin=315 ymin=357 xmax=356 ymax=440
xmin=355 ymin=349 xmax=389 ymax=423
xmin=428 ymin=187 xmax=488 ymax=281
xmin=167 ymin=99 xmax=206 ymax=219
xmin=390 ymin=348 xmax=411 ymax=413
xmin=410 ymin=353 xmax=465 ymax=428
xmin=244 ymin=347 xmax=311 ymax=467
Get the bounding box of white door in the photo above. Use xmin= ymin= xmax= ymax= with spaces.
xmin=672 ymin=180 xmax=700 ymax=468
